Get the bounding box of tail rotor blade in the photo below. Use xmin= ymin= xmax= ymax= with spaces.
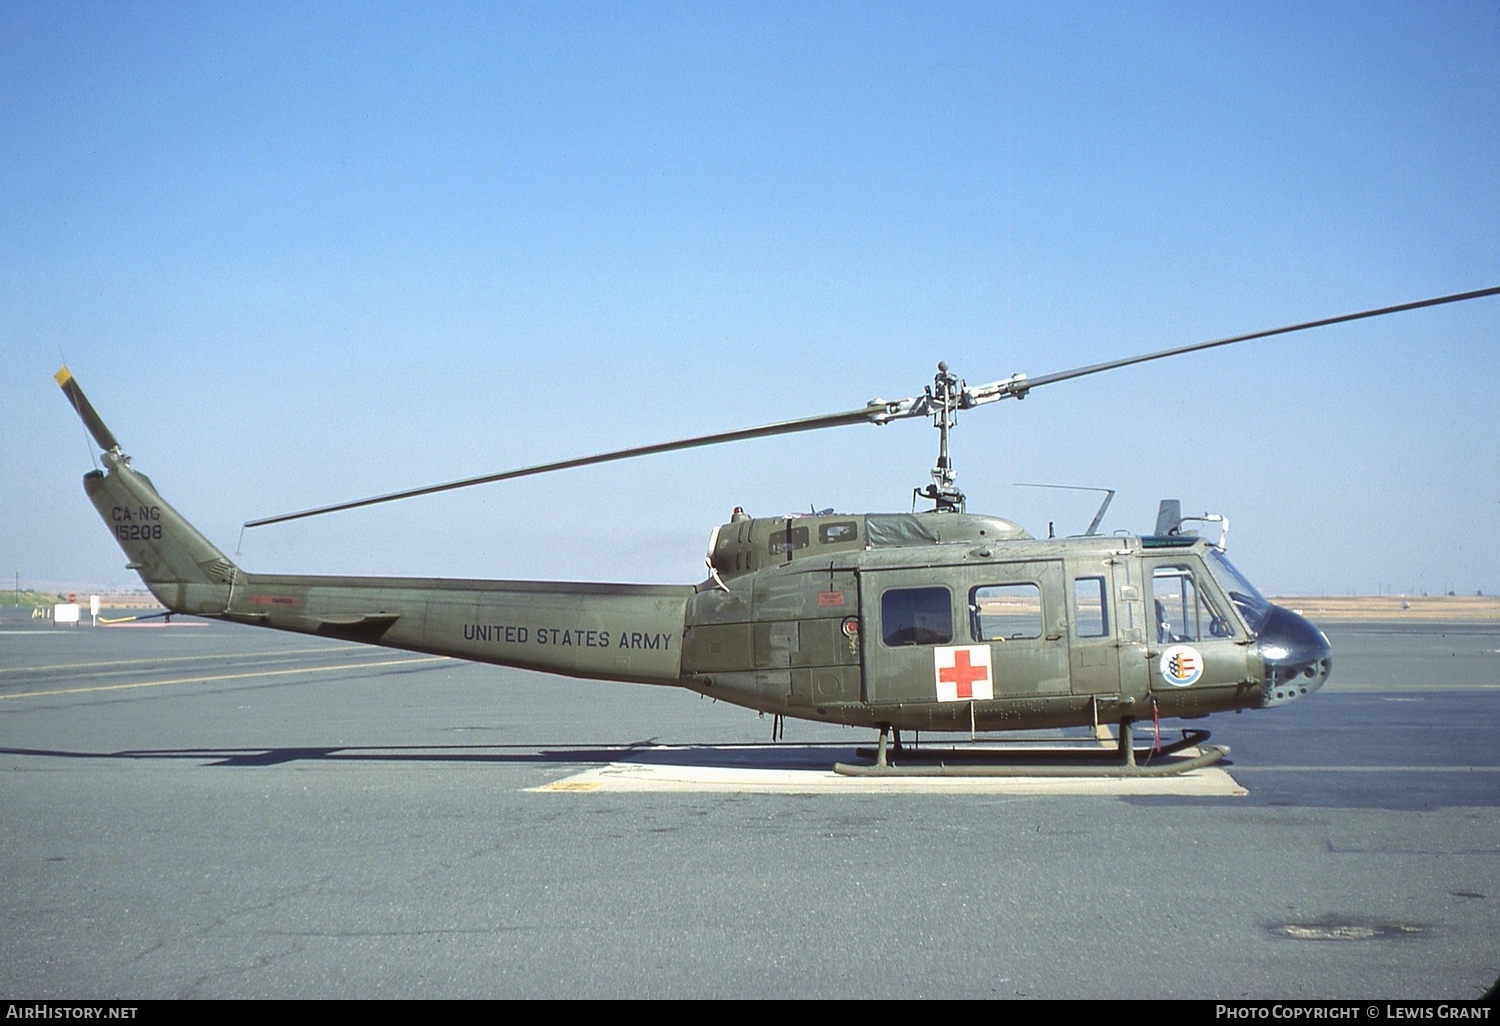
xmin=55 ymin=367 xmax=122 ymax=453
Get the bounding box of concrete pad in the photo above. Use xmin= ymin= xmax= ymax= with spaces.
xmin=530 ymin=748 xmax=1248 ymax=795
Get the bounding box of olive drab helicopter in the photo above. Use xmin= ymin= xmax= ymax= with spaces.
xmin=58 ymin=285 xmax=1500 ymax=776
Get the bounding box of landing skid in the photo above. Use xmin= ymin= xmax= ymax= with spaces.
xmin=833 ymin=721 xmax=1227 ymax=778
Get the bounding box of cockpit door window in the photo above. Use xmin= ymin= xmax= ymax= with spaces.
xmin=1151 ymin=564 xmax=1234 ymax=643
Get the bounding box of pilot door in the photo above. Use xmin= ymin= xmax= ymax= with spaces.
xmin=1143 ymin=558 xmax=1247 ymax=691
xmin=861 ymin=561 xmax=1070 ymax=708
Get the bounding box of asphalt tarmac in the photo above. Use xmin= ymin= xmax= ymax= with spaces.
xmin=1 ymin=613 xmax=1496 ymax=998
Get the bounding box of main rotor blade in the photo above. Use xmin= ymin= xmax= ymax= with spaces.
xmin=246 ymin=283 xmax=1500 ymax=529
xmin=55 ymin=367 xmax=122 ymax=453
xmin=244 ymin=404 xmax=887 ymax=528
xmin=1013 ymin=285 xmax=1500 ymax=394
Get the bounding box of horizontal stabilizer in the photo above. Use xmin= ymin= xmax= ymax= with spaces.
xmin=316 ymin=613 xmax=402 ymax=627
xmin=315 ymin=612 xmax=402 ymax=643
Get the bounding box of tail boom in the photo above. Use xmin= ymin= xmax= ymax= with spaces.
xmin=66 ymin=367 xmax=693 ymax=687
xmin=221 ymin=574 xmax=692 ymax=685
xmin=83 ymin=457 xmax=690 ymax=683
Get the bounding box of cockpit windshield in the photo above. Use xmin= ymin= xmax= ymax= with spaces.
xmin=1205 ymin=549 xmax=1271 ymax=634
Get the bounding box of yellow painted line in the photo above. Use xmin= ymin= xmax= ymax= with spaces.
xmin=0 ymin=646 xmax=398 ymax=675
xmin=0 ymin=656 xmax=449 ymax=701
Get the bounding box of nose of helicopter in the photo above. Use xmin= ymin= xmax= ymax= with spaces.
xmin=1257 ymin=604 xmax=1332 ymax=708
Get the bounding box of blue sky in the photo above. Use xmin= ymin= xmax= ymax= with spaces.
xmin=3 ymin=1 xmax=1498 ymax=595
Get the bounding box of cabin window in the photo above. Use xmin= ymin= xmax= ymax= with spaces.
xmin=970 ymin=583 xmax=1043 ymax=641
xmin=882 ymin=587 xmax=953 ymax=647
xmin=819 ymin=521 xmax=858 ymax=545
xmin=1151 ymin=564 xmax=1234 ymax=642
xmin=1073 ymin=577 xmax=1109 ymax=638
xmin=768 ymin=526 xmax=809 ymax=555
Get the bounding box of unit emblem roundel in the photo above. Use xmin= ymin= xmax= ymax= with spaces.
xmin=1159 ymin=644 xmax=1204 ymax=687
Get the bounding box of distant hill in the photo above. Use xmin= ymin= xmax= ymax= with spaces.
xmin=1270 ymin=594 xmax=1499 ymax=622
xmin=0 ymin=590 xmax=68 ymax=608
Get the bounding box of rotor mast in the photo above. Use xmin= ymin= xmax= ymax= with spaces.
xmin=911 ymin=361 xmax=1030 ymax=513
xmin=917 ymin=362 xmax=966 ymax=513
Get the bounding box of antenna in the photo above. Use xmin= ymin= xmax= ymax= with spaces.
xmin=1012 ymin=483 xmax=1116 ymax=536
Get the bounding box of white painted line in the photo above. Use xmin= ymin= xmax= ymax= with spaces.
xmin=1324 ymin=682 xmax=1500 ymax=692
xmin=1232 ymin=765 xmax=1500 ymax=773
xmin=1 ymin=645 xmax=399 ymax=678
xmin=531 ymin=760 xmax=1247 ymax=796
xmin=0 ymin=655 xmax=449 ymax=701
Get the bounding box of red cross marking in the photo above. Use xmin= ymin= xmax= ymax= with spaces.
xmin=939 ymin=649 xmax=989 ymax=699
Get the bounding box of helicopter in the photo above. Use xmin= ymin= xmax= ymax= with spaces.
xmin=57 ymin=285 xmax=1500 ymax=775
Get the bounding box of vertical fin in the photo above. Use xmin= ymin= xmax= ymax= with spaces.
xmin=60 ymin=368 xmax=239 ymax=616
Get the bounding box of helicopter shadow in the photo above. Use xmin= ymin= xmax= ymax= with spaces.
xmin=0 ymin=740 xmax=863 ymax=771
